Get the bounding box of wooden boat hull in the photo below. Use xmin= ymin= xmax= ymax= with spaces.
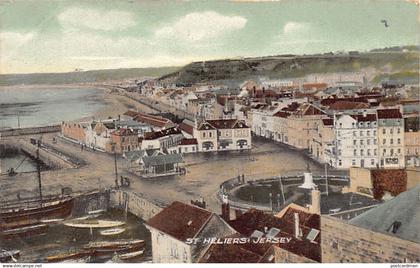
xmin=46 ymin=251 xmax=92 ymax=263
xmin=84 ymin=240 xmax=144 ymax=250
xmin=1 ymin=224 xmax=48 ymax=240
xmin=0 ymin=197 xmax=73 ymax=231
xmin=119 ymin=250 xmax=144 ymax=260
xmin=100 ymin=227 xmax=126 ymax=236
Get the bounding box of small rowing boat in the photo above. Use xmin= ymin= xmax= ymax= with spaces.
xmin=64 ymin=220 xmax=125 ymax=229
xmin=40 ymin=218 xmax=65 ymax=224
xmin=118 ymin=250 xmax=144 ymax=260
xmin=0 ymin=249 xmax=20 ymax=263
xmin=100 ymin=227 xmax=126 ymax=236
xmin=46 ymin=250 xmax=92 ymax=263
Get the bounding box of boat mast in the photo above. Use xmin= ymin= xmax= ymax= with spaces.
xmin=36 ymin=139 xmax=43 ymax=207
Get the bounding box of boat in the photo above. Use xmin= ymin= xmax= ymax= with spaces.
xmin=0 ymin=249 xmax=20 ymax=263
xmin=46 ymin=250 xmax=92 ymax=263
xmin=84 ymin=239 xmax=144 ymax=250
xmin=100 ymin=227 xmax=126 ymax=236
xmin=40 ymin=218 xmax=65 ymax=224
xmin=64 ymin=220 xmax=125 ymax=229
xmin=0 ymin=143 xmax=73 ymax=231
xmin=88 ymin=209 xmax=105 ymax=215
xmin=1 ymin=224 xmax=48 ymax=240
xmin=118 ymin=250 xmax=144 ymax=260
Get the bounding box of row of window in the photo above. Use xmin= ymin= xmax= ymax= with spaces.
xmin=382 ymin=128 xmax=401 ymax=134
xmin=382 ymin=138 xmax=401 ymax=145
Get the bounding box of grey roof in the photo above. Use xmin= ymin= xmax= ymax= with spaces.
xmin=142 ymin=153 xmax=184 ymax=167
xmin=350 ymin=184 xmax=420 ymax=244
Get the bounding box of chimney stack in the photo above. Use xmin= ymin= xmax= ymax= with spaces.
xmin=221 ymin=194 xmax=230 ymax=222
xmin=294 ymin=212 xmax=301 ymax=239
xmin=309 ymin=188 xmax=321 ymax=215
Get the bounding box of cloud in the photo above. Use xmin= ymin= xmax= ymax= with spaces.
xmin=283 ymin=22 xmax=306 ymax=34
xmin=155 ymin=11 xmax=247 ymax=42
xmin=230 ymin=0 xmax=281 ymax=2
xmin=58 ymin=7 xmax=136 ymax=31
xmin=0 ymin=31 xmax=36 ymax=60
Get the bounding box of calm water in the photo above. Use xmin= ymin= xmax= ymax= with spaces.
xmin=0 ymin=87 xmax=105 ymax=128
xmin=0 ymin=154 xmax=38 ymax=174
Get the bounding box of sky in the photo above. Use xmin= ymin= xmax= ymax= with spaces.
xmin=0 ymin=0 xmax=418 ymax=74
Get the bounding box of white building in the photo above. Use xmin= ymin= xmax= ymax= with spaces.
xmin=141 ymin=127 xmax=184 ymax=154
xmin=377 ymin=108 xmax=405 ymax=168
xmin=145 ymin=201 xmax=236 ymax=263
xmin=329 ymin=113 xmax=378 ymax=169
xmin=193 ymin=119 xmax=251 ymax=152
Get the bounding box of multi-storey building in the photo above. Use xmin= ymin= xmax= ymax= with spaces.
xmin=330 ymin=113 xmax=378 ymax=169
xmin=193 ymin=119 xmax=251 ymax=152
xmin=377 ymin=108 xmax=405 ymax=168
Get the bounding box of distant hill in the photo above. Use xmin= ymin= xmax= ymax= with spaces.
xmin=0 ymin=67 xmax=180 ymax=86
xmin=159 ymin=47 xmax=419 ymax=86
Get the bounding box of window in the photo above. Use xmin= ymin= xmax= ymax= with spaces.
xmin=373 ymin=130 xmax=376 ymax=136
xmin=382 ymin=129 xmax=386 ymax=134
xmin=390 ymin=149 xmax=394 ymax=156
xmin=390 ymin=139 xmax=393 ymax=145
xmin=360 ymin=140 xmax=364 ymax=145
xmin=360 ymin=149 xmax=364 ymax=156
xmin=209 ymin=132 xmax=212 ymax=138
xmin=338 ymin=149 xmax=342 ymax=156
xmin=353 ymin=140 xmax=357 ymax=146
xmin=367 ymin=130 xmax=370 ymax=136
xmin=338 ymin=160 xmax=342 ymax=166
xmin=390 ymin=129 xmax=393 ymax=134
xmin=383 ymin=139 xmax=386 ymax=145
xmin=371 ymin=159 xmax=375 ymax=165
xmin=352 ymin=159 xmax=356 ymax=166
xmin=397 ymin=128 xmax=401 ymax=134
xmin=367 ymin=149 xmax=371 ymax=156
xmin=383 ymin=149 xmax=387 ymax=154
xmin=353 ymin=149 xmax=357 ymax=156
xmin=360 ymin=131 xmax=363 ymax=136
xmin=353 ymin=131 xmax=356 ymax=137
xmin=367 ymin=139 xmax=370 ymax=145
xmin=202 ymin=132 xmax=206 ymax=138
xmin=374 ymin=149 xmax=377 ymax=156
xmin=374 ymin=139 xmax=377 ymax=145
xmin=398 ymin=148 xmax=401 ymax=154
xmin=398 ymin=138 xmax=401 ymax=144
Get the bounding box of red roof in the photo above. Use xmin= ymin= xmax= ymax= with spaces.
xmin=179 ymin=138 xmax=198 ymax=145
xmin=146 ymin=201 xmax=212 ymax=242
xmin=229 ymin=208 xmax=321 ymax=262
xmin=203 ymin=119 xmax=249 ymax=130
xmin=328 ymin=101 xmax=370 ymax=111
xmin=143 ymin=127 xmax=181 ymax=140
xmin=273 ymin=111 xmax=290 ymax=118
xmin=178 ymin=122 xmax=194 ymax=135
xmin=254 ymin=89 xmax=278 ymax=98
xmin=111 ymin=128 xmax=136 ymax=136
xmin=134 ymin=113 xmax=172 ymax=128
xmin=377 ymin=109 xmax=402 ymax=119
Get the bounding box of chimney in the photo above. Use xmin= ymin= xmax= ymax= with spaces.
xmin=294 ymin=212 xmax=301 ymax=239
xmin=221 ymin=194 xmax=230 ymax=222
xmin=309 ymin=188 xmax=321 ymax=215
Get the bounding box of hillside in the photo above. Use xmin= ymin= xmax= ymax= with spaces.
xmin=0 ymin=66 xmax=180 ymax=86
xmin=159 ymin=48 xmax=419 ymax=86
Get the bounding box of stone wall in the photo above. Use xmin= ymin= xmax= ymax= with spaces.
xmin=0 ymin=125 xmax=60 ymax=137
xmin=274 ymin=247 xmax=315 ymax=263
xmin=321 ymin=216 xmax=420 ymax=263
xmin=71 ymin=190 xmax=111 ymax=217
xmin=109 ymin=190 xmax=164 ymax=221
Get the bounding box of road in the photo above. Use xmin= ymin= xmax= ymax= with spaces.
xmin=1 ymin=134 xmax=326 ymax=213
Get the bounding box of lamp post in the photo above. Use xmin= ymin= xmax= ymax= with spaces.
xmin=111 ymin=142 xmax=119 ymax=189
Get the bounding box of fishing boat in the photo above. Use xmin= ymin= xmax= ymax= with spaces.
xmin=0 ymin=142 xmax=73 ymax=231
xmin=1 ymin=224 xmax=48 ymax=240
xmin=46 ymin=250 xmax=92 ymax=263
xmin=85 ymin=240 xmax=145 ymax=256
xmin=118 ymin=250 xmax=144 ymax=260
xmin=64 ymin=220 xmax=125 ymax=229
xmin=0 ymin=249 xmax=20 ymax=263
xmin=100 ymin=227 xmax=126 ymax=236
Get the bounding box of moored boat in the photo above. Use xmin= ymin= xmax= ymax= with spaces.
xmin=0 ymin=249 xmax=20 ymax=263
xmin=46 ymin=250 xmax=92 ymax=263
xmin=100 ymin=227 xmax=126 ymax=236
xmin=84 ymin=239 xmax=144 ymax=250
xmin=64 ymin=220 xmax=125 ymax=229
xmin=1 ymin=224 xmax=48 ymax=240
xmin=118 ymin=249 xmax=144 ymax=260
